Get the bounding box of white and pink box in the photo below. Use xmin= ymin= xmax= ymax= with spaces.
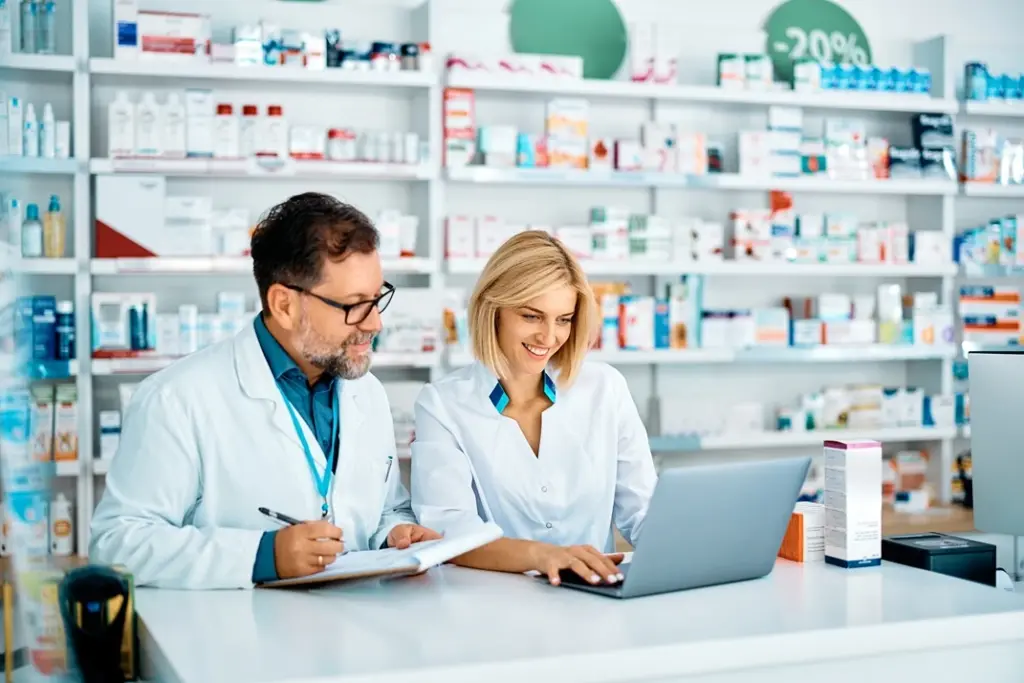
xmin=823 ymin=439 xmax=882 ymax=569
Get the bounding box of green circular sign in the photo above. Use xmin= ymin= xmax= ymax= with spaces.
xmin=509 ymin=0 xmax=627 ymax=80
xmin=764 ymin=0 xmax=872 ymax=84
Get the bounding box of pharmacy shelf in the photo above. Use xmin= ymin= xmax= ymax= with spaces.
xmin=89 ymin=58 xmax=436 ymax=89
xmin=695 ymin=174 xmax=958 ymax=196
xmin=90 ymin=157 xmax=434 ymax=181
xmin=446 ymin=73 xmax=959 ymax=113
xmin=961 ymin=182 xmax=1024 ymax=198
xmin=12 ymin=258 xmax=78 ymax=275
xmin=91 ymin=351 xmax=439 ymax=376
xmin=0 ymin=53 xmax=77 ymax=73
xmin=961 ymin=100 xmax=1024 ymax=118
xmin=447 ymin=258 xmax=955 ymax=278
xmin=650 ymin=426 xmax=956 ymax=453
xmin=0 ymin=157 xmax=79 ymax=175
xmin=449 ymin=345 xmax=954 ymax=368
xmin=90 ymin=256 xmax=436 ymax=275
xmin=446 ymin=167 xmax=958 ymax=195
xmin=958 ymin=264 xmax=1024 ymax=279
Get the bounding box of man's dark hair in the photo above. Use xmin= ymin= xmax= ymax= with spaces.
xmin=251 ymin=193 xmax=379 ymax=310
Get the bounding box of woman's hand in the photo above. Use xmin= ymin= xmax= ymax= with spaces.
xmin=528 ymin=542 xmax=625 ymax=586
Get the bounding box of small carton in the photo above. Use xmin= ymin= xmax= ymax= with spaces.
xmin=778 ymin=502 xmax=825 ymax=562
xmin=824 ymin=439 xmax=882 ymax=568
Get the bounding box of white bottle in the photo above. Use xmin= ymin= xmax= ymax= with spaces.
xmin=213 ymin=103 xmax=239 ymax=158
xmin=39 ymin=102 xmax=55 ymax=158
xmin=0 ymin=0 xmax=12 ymax=55
xmin=21 ymin=202 xmax=42 ymax=257
xmin=161 ymin=92 xmax=186 ymax=158
xmin=240 ymin=104 xmax=260 ymax=157
xmin=0 ymin=94 xmax=8 ymax=156
xmin=107 ymin=90 xmax=135 ymax=157
xmin=262 ymin=104 xmax=287 ymax=158
xmin=135 ymin=91 xmax=161 ymax=157
xmin=49 ymin=493 xmax=73 ymax=556
xmin=7 ymin=95 xmax=22 ymax=156
xmin=22 ymin=102 xmax=37 ymax=157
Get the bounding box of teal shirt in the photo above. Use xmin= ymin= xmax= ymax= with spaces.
xmin=251 ymin=315 xmax=340 ymax=583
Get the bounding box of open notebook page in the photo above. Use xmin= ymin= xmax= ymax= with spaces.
xmin=317 ymin=522 xmax=503 ymax=579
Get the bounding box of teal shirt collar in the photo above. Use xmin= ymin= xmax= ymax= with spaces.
xmin=253 ymin=314 xmax=336 ymax=391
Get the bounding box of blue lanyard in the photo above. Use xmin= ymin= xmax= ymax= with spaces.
xmin=275 ymin=382 xmax=340 ymax=519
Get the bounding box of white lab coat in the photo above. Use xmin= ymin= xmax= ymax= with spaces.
xmin=89 ymin=323 xmax=415 ymax=590
xmin=411 ymin=360 xmax=657 ymax=552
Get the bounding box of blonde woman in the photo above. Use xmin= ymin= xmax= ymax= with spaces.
xmin=411 ymin=230 xmax=657 ymax=587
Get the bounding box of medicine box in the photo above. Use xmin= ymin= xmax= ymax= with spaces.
xmin=778 ymin=502 xmax=825 ymax=562
xmin=824 ymin=439 xmax=882 ymax=568
xmin=95 ymin=175 xmax=167 ymax=258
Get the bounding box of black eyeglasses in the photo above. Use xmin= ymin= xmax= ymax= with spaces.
xmin=284 ymin=281 xmax=395 ymax=325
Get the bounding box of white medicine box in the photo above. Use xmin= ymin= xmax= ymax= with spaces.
xmin=95 ymin=175 xmax=167 ymax=258
xmin=823 ymin=439 xmax=882 ymax=569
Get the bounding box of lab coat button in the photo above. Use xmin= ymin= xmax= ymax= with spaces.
xmin=541 ymin=486 xmax=548 ymax=493
xmin=545 ymin=522 xmax=553 ymax=529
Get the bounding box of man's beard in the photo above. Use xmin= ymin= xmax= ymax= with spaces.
xmin=296 ymin=309 xmax=376 ymax=380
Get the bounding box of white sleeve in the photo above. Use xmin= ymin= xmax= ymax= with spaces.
xmin=610 ymin=371 xmax=658 ymax=547
xmin=89 ymin=383 xmax=264 ymax=590
xmin=369 ymin=407 xmax=417 ymax=550
xmin=410 ymin=384 xmax=490 ymax=537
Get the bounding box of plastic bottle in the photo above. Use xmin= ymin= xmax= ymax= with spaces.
xmin=39 ymin=102 xmax=55 ymax=158
xmin=55 ymin=299 xmax=74 ymax=360
xmin=108 ymin=90 xmax=135 ymax=157
xmin=134 ymin=91 xmax=161 ymax=157
xmin=42 ymin=194 xmax=64 ymax=258
xmin=0 ymin=0 xmax=13 ymax=55
xmin=19 ymin=0 xmax=36 ymax=53
xmin=48 ymin=493 xmax=73 ymax=556
xmin=21 ymin=203 xmax=42 ymax=257
xmin=22 ymin=102 xmax=38 ymax=157
xmin=36 ymin=0 xmax=54 ymax=55
xmin=161 ymin=92 xmax=186 ymax=158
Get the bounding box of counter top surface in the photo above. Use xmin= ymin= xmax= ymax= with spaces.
xmin=137 ymin=560 xmax=1024 ymax=683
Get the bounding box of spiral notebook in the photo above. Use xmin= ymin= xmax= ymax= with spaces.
xmin=257 ymin=523 xmax=503 ymax=588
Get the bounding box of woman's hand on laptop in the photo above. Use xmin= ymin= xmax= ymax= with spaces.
xmin=528 ymin=543 xmax=625 ymax=586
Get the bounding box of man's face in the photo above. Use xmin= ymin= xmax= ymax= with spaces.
xmin=295 ymin=251 xmax=385 ymax=380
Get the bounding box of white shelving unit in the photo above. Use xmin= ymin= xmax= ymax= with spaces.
xmin=9 ymin=5 xmax=1007 ymax=555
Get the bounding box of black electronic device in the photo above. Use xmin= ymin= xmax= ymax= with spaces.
xmin=59 ymin=566 xmax=132 ymax=682
xmin=882 ymin=533 xmax=996 ymax=587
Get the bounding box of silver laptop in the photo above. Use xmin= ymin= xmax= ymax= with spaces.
xmin=553 ymin=456 xmax=812 ymax=599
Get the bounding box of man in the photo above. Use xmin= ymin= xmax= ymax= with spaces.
xmin=90 ymin=193 xmax=440 ymax=589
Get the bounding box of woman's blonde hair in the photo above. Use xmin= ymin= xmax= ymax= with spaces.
xmin=469 ymin=230 xmax=597 ymax=386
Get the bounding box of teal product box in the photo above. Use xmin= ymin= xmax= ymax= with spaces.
xmin=987 ymin=73 xmax=1004 ymax=99
xmin=32 ymin=295 xmax=57 ymax=361
xmin=516 ymin=133 xmax=537 ymax=168
xmin=820 ymin=63 xmax=839 ymax=90
xmin=654 ymin=299 xmax=671 ymax=349
xmin=1003 ymin=74 xmax=1021 ymax=100
xmin=865 ymin=66 xmax=881 ymax=91
xmin=955 ymin=392 xmax=970 ymax=425
xmin=837 ymin=63 xmax=856 ymax=90
xmin=878 ymin=67 xmax=896 ymax=92
xmin=891 ymin=67 xmax=909 ymax=93
xmin=964 ymin=63 xmax=989 ymax=101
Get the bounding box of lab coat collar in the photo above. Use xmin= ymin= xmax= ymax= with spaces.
xmin=473 ymin=361 xmax=557 ymax=415
xmin=233 ymin=323 xmax=365 ymax=456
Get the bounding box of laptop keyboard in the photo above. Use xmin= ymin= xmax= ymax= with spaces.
xmin=558 ymin=562 xmax=630 ymax=589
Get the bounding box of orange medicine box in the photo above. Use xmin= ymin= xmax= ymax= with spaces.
xmin=778 ymin=502 xmax=825 ymax=562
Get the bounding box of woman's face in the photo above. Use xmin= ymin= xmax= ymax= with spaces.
xmin=496 ymin=284 xmax=578 ymax=377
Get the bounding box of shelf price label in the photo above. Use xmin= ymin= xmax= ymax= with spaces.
xmin=763 ymin=0 xmax=872 ymax=84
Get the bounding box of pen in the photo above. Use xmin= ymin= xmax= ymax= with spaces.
xmin=384 ymin=455 xmax=394 ymax=482
xmin=258 ymin=507 xmax=303 ymax=526
xmin=259 ymin=507 xmax=349 ymax=556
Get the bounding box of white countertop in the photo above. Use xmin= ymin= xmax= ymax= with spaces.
xmin=136 ymin=560 xmax=1024 ymax=683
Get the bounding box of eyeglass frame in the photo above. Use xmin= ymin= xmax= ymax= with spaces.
xmin=282 ymin=281 xmax=395 ymax=325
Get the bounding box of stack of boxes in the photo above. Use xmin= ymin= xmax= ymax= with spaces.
xmin=959 ymin=286 xmax=1022 ymax=347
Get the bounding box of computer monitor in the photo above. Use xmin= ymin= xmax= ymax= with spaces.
xmin=966 ymin=350 xmax=1024 ymax=536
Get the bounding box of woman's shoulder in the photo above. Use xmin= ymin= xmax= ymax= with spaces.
xmin=567 ymin=359 xmax=628 ymax=398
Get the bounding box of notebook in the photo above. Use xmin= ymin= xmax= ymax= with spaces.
xmin=257 ymin=523 xmax=503 ymax=588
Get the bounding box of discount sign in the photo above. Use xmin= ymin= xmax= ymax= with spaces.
xmin=764 ymin=0 xmax=872 ymax=84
